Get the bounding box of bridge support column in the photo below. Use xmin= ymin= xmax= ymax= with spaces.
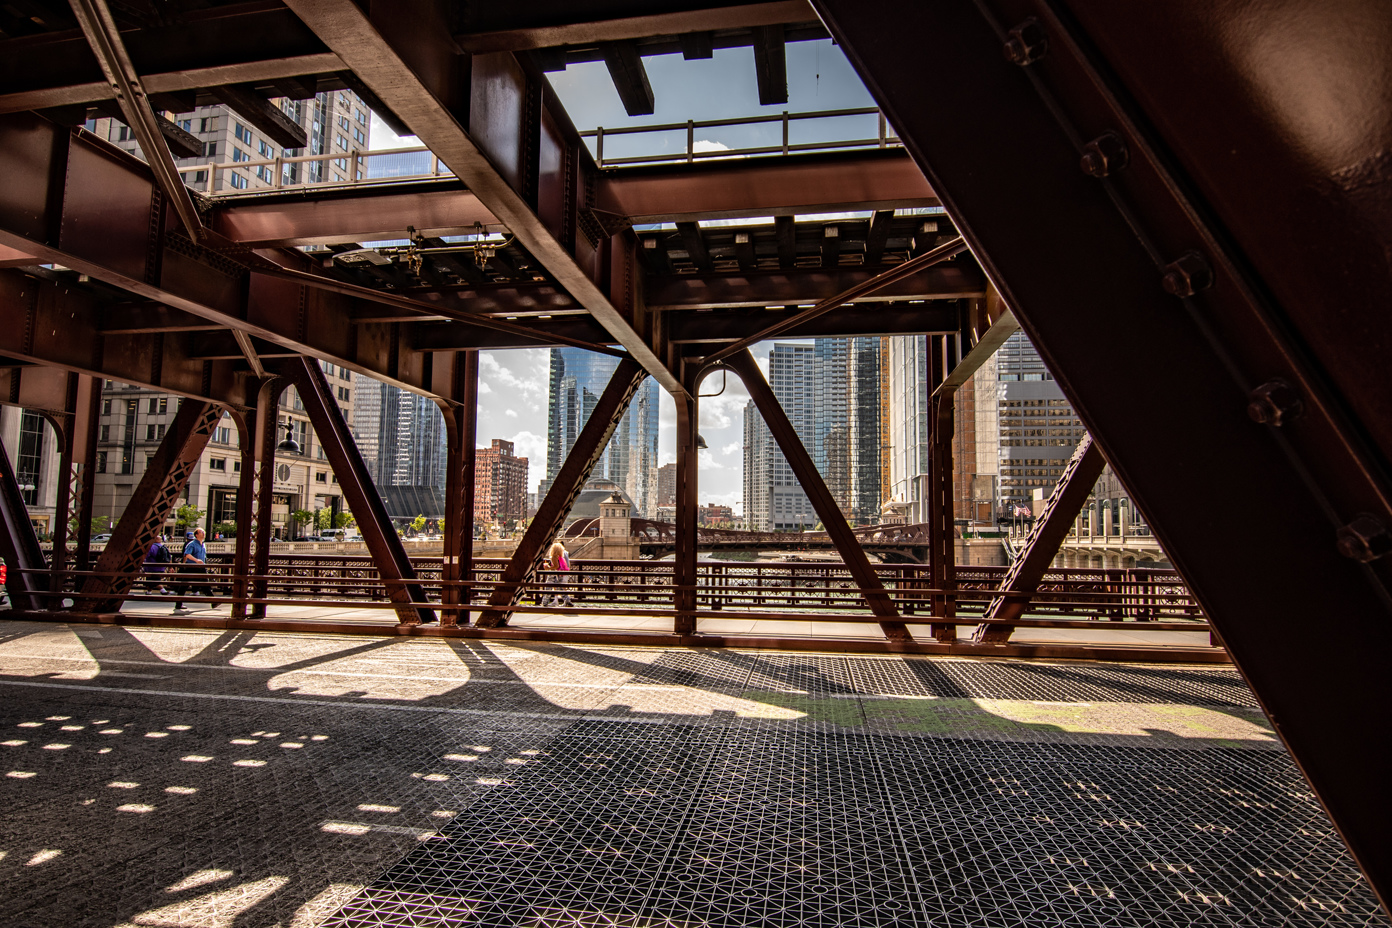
xmin=438 ymin=351 xmax=479 ymax=628
xmin=81 ymin=399 xmax=223 ymax=614
xmin=976 ymin=436 xmax=1106 ymax=643
xmin=727 ymin=350 xmax=910 ymax=641
xmin=0 ymin=426 xmax=48 ymax=612
xmin=926 ymin=335 xmax=957 ymax=641
xmin=674 ymin=390 xmax=699 ymax=634
xmin=277 ymin=357 xmax=435 ymax=626
xmin=478 ymin=358 xmax=646 ymax=628
xmin=61 ymin=374 xmax=101 ymax=578
xmin=247 ymin=377 xmax=286 ymax=619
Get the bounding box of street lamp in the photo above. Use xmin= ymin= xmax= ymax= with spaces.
xmin=276 ymin=423 xmax=301 ymax=455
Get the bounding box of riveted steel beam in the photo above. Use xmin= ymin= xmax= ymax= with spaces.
xmin=815 ymin=0 xmax=1392 ymax=905
xmin=725 ymin=348 xmax=909 ymax=640
xmin=456 ymin=1 xmax=815 ymax=53
xmin=66 ymin=0 xmax=204 ymax=240
xmin=278 ymin=355 xmax=435 ymax=625
xmin=477 ymin=357 xmax=646 ymax=627
xmin=283 ymin=0 xmax=685 ymax=396
xmin=81 ymin=399 xmax=222 ymax=613
xmin=0 ymin=430 xmax=48 ymax=612
xmin=976 ymin=435 xmax=1107 ymax=643
xmin=436 ymin=351 xmax=479 ymax=627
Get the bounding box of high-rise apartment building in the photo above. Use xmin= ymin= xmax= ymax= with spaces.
xmin=351 ymin=375 xmax=447 ymax=491
xmin=91 ymin=89 xmax=370 ymax=192
xmin=475 ymin=440 xmax=529 ymax=523
xmin=994 ymin=331 xmax=1087 ymax=509
xmin=656 ymin=462 xmax=677 ymax=508
xmin=744 ymin=339 xmax=886 ymax=530
xmin=887 ymin=335 xmax=1001 ymax=525
xmin=543 ymin=348 xmax=660 ymax=518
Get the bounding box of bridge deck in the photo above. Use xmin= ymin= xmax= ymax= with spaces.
xmin=0 ymin=619 xmax=1380 ymax=928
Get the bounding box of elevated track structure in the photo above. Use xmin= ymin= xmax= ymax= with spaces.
xmin=0 ymin=0 xmax=1388 ymax=910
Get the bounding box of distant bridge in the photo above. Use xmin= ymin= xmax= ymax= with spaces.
xmin=563 ymin=519 xmax=938 ymax=563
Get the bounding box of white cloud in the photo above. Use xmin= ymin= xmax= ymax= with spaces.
xmin=478 ymin=381 xmax=493 ymax=394
xmin=479 ymin=351 xmax=545 ymax=402
xmin=721 ymin=442 xmax=740 ymax=456
xmin=692 ymin=139 xmax=730 ymax=153
xmin=507 ymin=430 xmax=546 ymax=464
xmin=505 ymin=408 xmax=518 ymax=418
xmin=698 ymin=449 xmax=722 ymax=469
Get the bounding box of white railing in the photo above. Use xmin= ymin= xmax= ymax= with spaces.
xmin=185 ymin=108 xmax=903 ymax=196
xmin=581 ymin=106 xmax=901 ymax=167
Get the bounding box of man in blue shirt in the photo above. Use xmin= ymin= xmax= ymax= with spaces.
xmin=172 ymin=528 xmax=215 ymax=613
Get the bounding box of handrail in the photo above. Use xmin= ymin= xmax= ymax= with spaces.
xmin=181 ymin=107 xmax=903 ymax=196
xmin=581 ymin=106 xmax=900 ymax=168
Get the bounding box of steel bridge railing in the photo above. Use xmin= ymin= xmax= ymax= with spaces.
xmin=10 ymin=555 xmax=1209 ymax=635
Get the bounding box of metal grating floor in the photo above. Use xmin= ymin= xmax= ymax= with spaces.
xmin=329 ymin=720 xmax=1382 ymax=928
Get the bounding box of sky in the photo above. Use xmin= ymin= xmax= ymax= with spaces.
xmin=369 ymin=39 xmax=879 ymax=514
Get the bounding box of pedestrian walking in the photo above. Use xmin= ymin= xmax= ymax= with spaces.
xmin=172 ymin=528 xmax=216 ymax=613
xmin=542 ymin=540 xmax=574 ymax=608
xmin=143 ymin=535 xmax=172 ymax=596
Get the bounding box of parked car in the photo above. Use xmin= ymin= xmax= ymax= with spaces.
xmin=91 ymin=533 xmax=112 ymax=543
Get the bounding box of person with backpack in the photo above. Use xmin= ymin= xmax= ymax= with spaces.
xmin=144 ymin=535 xmax=172 ymax=596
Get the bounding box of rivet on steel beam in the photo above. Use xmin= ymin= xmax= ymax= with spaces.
xmin=1161 ymin=251 xmax=1213 ymax=298
xmin=1336 ymin=514 xmax=1392 ymax=563
xmin=1080 ymin=132 xmax=1129 ymax=177
xmin=1247 ymin=379 xmax=1304 ymax=427
xmin=1003 ymin=19 xmax=1048 ymax=66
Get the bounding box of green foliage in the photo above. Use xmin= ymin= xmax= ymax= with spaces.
xmin=409 ymin=514 xmax=427 ymax=535
xmin=334 ymin=511 xmax=355 ymax=529
xmin=314 ymin=507 xmax=332 ymax=530
xmin=211 ymin=521 xmax=238 ymax=538
xmin=173 ymin=504 xmax=204 ymax=534
xmin=69 ymin=514 xmax=112 ymax=536
xmin=289 ymin=509 xmax=315 ymax=536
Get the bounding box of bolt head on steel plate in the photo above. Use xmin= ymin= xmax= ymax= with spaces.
xmin=1247 ymin=379 xmax=1304 ymax=427
xmin=1336 ymin=515 xmax=1392 ymax=563
xmin=1080 ymin=132 xmax=1129 ymax=177
xmin=1161 ymin=251 xmax=1213 ymax=298
xmin=1003 ymin=19 xmax=1048 ymax=66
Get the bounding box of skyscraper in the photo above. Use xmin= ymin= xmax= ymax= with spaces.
xmin=544 ymin=348 xmax=660 ymax=518
xmin=744 ymin=338 xmax=886 ymax=531
xmin=995 ymin=331 xmax=1086 ymax=509
xmin=475 ymin=440 xmax=529 ymax=523
xmin=352 ymin=375 xmax=447 ymax=490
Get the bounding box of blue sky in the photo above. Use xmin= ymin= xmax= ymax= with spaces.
xmin=371 ymin=39 xmax=878 ymax=513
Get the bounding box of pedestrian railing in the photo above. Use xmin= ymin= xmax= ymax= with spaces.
xmin=180 ymin=107 xmax=903 ymax=198
xmin=8 ymin=556 xmax=1208 ymax=639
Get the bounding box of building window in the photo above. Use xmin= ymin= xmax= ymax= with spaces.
xmin=200 ymin=116 xmax=215 ymax=133
xmin=233 ymin=459 xmax=241 ymax=472
xmin=338 ymin=386 xmax=349 ymax=401
xmin=103 ymin=399 xmax=112 ymax=415
xmin=228 ymin=173 xmax=248 ymax=189
xmin=116 ymin=125 xmax=131 ymax=141
xmin=356 ymin=109 xmax=366 ymax=124
xmin=157 ymin=424 xmax=165 ymax=439
xmin=234 ymin=121 xmax=251 ymax=143
xmin=210 ymin=458 xmax=226 ymax=471
xmin=315 ymin=472 xmax=327 ymax=483
xmin=100 ymin=425 xmax=110 ymax=442
xmin=145 ymin=423 xmax=155 ymax=441
xmin=95 ymin=451 xmax=107 ymax=473
xmin=340 ymin=367 xmax=350 ymax=380
xmin=202 ymin=141 xmax=218 ymax=158
xmin=255 ymin=164 xmax=273 ymax=183
xmin=338 ymin=115 xmax=350 ymax=130
xmin=258 ymin=140 xmax=273 ymax=158
xmin=192 ymin=170 xmax=207 ymax=184
xmin=232 ymin=147 xmax=249 ymax=163
xmin=336 ymin=134 xmax=348 ymax=150
xmin=177 ymin=118 xmax=192 ymax=131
